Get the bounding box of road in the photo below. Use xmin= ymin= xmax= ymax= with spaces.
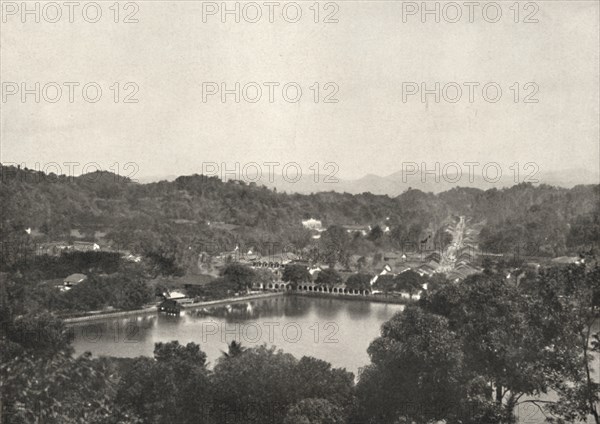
xmin=438 ymin=216 xmax=466 ymax=273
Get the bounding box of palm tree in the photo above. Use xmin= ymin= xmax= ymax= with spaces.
xmin=221 ymin=340 xmax=246 ymax=359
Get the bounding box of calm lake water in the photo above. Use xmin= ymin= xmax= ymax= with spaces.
xmin=70 ymin=296 xmax=597 ymax=423
xmin=71 ymin=296 xmax=405 ymax=376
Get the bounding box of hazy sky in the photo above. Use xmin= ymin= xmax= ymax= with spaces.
xmin=1 ymin=0 xmax=599 ymax=180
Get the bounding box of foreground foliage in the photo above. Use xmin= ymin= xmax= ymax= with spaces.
xmin=1 ymin=254 xmax=599 ymax=423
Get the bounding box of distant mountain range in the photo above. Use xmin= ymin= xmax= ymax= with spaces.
xmin=2 ymin=164 xmax=597 ymax=263
xmin=137 ymin=168 xmax=599 ymax=196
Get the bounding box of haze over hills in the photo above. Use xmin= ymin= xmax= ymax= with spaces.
xmin=137 ymin=167 xmax=599 ymax=196
xmin=1 ymin=164 xmax=598 ymax=272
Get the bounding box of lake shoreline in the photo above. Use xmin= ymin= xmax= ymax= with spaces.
xmin=64 ymin=292 xmax=284 ymax=324
xmin=291 ymin=291 xmax=415 ymax=304
xmin=64 ymin=290 xmax=412 ymax=324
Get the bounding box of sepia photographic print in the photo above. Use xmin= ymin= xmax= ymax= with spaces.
xmin=0 ymin=1 xmax=599 ymax=423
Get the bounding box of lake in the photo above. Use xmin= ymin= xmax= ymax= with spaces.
xmin=70 ymin=295 xmax=596 ymax=423
xmin=71 ymin=295 xmax=405 ymax=376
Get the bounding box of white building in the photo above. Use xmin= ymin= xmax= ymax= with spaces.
xmin=302 ymin=218 xmax=324 ymax=231
xmin=369 ymin=264 xmax=392 ymax=286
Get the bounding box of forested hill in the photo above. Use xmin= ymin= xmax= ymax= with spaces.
xmin=1 ymin=165 xmax=598 ymax=267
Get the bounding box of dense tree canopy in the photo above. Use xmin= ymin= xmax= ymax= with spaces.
xmin=283 ymin=398 xmax=346 ymax=424
xmin=315 ymin=268 xmax=342 ymax=287
xmin=393 ymin=270 xmax=424 ymax=294
xmin=116 ymin=341 xmax=212 ymax=424
xmin=2 ymin=165 xmax=599 ymax=423
xmin=356 ymin=306 xmax=471 ymax=423
xmin=2 ymin=255 xmax=600 ymax=423
xmin=345 ymin=273 xmax=373 ymax=291
xmin=282 ymin=264 xmax=311 ymax=286
xmin=222 ymin=263 xmax=256 ymax=291
xmin=2 ymin=166 xmax=597 ymax=276
xmin=211 ymin=345 xmax=354 ymax=424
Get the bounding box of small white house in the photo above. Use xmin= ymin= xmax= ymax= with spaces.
xmin=308 ymin=266 xmax=323 ymax=276
xmin=302 ymin=218 xmax=324 ymax=231
xmin=369 ymin=264 xmax=393 ymax=286
xmin=62 ymin=273 xmax=87 ymax=291
xmin=166 ymin=291 xmax=187 ymax=300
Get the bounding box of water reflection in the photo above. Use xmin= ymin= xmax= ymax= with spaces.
xmin=69 ymin=301 xmax=598 ymax=423
xmin=345 ymin=300 xmax=372 ymax=320
xmin=70 ymin=315 xmax=157 ymax=348
xmin=186 ymin=296 xmax=332 ymax=321
xmin=71 ymin=296 xmax=404 ymax=375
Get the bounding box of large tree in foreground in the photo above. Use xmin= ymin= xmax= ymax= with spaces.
xmin=115 ymin=341 xmax=212 ymax=424
xmin=360 ymin=257 xmax=600 ymax=424
xmin=1 ymin=313 xmax=120 ymax=424
xmin=355 ymin=306 xmax=485 ymax=424
xmin=283 ymin=398 xmax=346 ymax=424
xmin=527 ymin=252 xmax=600 ymax=424
xmin=211 ymin=345 xmax=354 ymax=424
xmin=419 ymin=272 xmax=582 ymax=423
